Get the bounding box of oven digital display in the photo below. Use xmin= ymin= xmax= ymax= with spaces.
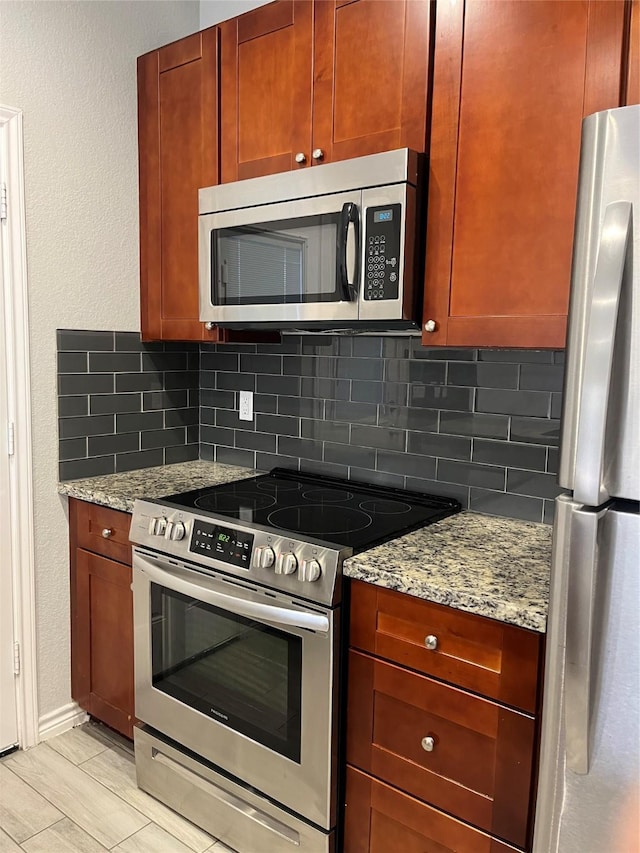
xmin=189 ymin=520 xmax=254 ymax=568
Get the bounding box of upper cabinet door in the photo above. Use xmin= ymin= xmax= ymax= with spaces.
xmin=312 ymin=0 xmax=433 ymax=163
xmin=422 ymin=0 xmax=628 ymax=349
xmin=138 ymin=30 xmax=221 ymax=342
xmin=220 ymin=0 xmax=313 ymax=182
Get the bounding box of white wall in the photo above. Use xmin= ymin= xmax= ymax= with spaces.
xmin=200 ymin=0 xmax=271 ymax=29
xmin=0 ymin=0 xmax=199 ymax=722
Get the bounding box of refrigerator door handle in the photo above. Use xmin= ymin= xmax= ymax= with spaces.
xmin=573 ymin=201 xmax=632 ymax=506
xmin=565 ymin=504 xmax=603 ymax=774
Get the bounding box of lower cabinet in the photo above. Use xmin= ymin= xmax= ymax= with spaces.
xmin=345 ymin=767 xmax=520 ymax=853
xmin=345 ymin=579 xmax=544 ymax=852
xmin=69 ymin=499 xmax=134 ymax=739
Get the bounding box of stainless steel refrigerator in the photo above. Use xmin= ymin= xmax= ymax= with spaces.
xmin=533 ymin=104 xmax=639 ymax=853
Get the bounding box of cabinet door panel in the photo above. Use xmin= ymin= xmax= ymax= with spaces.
xmin=220 ymin=0 xmax=313 ymax=181
xmin=138 ymin=30 xmax=221 ymax=342
xmin=349 ymin=579 xmax=542 ymax=714
xmin=422 ymin=0 xmax=627 ymax=348
xmin=347 ymin=652 xmax=535 ymax=848
xmin=313 ymin=0 xmax=432 ymax=162
xmin=73 ymin=500 xmax=131 ymax=566
xmin=73 ymin=549 xmax=134 ymax=739
xmin=344 ymin=767 xmax=520 ymax=853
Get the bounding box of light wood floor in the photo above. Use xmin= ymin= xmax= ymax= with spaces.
xmin=0 ymin=722 xmax=234 ymax=853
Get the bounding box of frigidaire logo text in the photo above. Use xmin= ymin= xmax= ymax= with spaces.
xmin=210 ymin=707 xmax=229 ymax=721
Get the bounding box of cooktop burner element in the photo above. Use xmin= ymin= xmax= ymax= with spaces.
xmin=163 ymin=468 xmax=460 ymax=553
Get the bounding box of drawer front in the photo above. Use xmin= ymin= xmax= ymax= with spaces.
xmin=349 ymin=579 xmax=542 ymax=713
xmin=344 ymin=766 xmax=520 ymax=853
xmin=347 ymin=651 xmax=535 ymax=849
xmin=71 ymin=498 xmax=132 ymax=565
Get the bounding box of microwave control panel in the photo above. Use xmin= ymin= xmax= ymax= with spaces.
xmin=364 ymin=203 xmax=401 ymax=301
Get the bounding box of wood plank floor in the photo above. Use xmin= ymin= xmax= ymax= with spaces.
xmin=0 ymin=723 xmax=234 ymax=853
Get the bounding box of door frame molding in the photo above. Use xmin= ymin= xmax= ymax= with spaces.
xmin=0 ymin=103 xmax=38 ymax=749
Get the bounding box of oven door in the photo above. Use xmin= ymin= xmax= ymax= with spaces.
xmin=132 ymin=549 xmax=339 ymax=830
xmin=199 ymin=190 xmax=362 ymax=327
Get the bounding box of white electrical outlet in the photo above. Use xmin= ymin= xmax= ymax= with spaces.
xmin=239 ymin=390 xmax=254 ymax=422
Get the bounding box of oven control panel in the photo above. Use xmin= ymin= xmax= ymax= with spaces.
xmin=131 ymin=500 xmax=348 ymax=606
xmin=189 ymin=519 xmax=254 ymax=569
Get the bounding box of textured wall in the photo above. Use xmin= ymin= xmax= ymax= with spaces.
xmin=199 ymin=0 xmax=271 ymax=29
xmin=200 ymin=337 xmax=565 ymax=524
xmin=0 ymin=1 xmax=199 ymax=720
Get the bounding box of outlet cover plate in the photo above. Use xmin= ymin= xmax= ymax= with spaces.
xmin=239 ymin=390 xmax=254 ymax=422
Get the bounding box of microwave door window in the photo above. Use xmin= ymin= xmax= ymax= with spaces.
xmin=211 ymin=213 xmax=346 ymax=306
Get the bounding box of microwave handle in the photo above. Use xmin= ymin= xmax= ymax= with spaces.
xmin=338 ymin=202 xmax=360 ymax=301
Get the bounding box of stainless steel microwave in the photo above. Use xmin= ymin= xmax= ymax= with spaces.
xmin=198 ymin=149 xmax=422 ymax=331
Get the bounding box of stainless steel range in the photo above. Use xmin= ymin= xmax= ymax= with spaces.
xmin=130 ymin=469 xmax=459 ymax=853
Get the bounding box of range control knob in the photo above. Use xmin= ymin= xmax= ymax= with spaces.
xmin=170 ymin=521 xmax=185 ymax=541
xmin=299 ymin=559 xmax=322 ymax=582
xmin=148 ymin=517 xmax=158 ymax=535
xmin=275 ymin=552 xmax=298 ymax=575
xmin=253 ymin=546 xmax=276 ymax=569
xmin=155 ymin=517 xmax=167 ymax=536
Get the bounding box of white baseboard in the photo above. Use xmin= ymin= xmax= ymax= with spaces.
xmin=38 ymin=702 xmax=88 ymax=742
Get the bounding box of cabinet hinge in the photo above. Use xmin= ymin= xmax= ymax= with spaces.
xmin=13 ymin=642 xmax=20 ymax=676
xmin=7 ymin=421 xmax=15 ymax=456
xmin=0 ymin=182 xmax=7 ymax=222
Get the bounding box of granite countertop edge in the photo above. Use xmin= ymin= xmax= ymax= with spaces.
xmin=58 ymin=462 xmax=552 ymax=633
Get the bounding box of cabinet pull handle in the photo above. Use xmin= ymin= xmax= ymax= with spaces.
xmin=421 ymin=736 xmax=435 ymax=752
xmin=101 ymin=528 xmax=113 ymax=538
xmin=312 ymin=148 xmax=324 ymax=161
xmin=424 ymin=634 xmax=438 ymax=650
xmin=424 ymin=319 xmax=437 ymax=333
xmin=294 ymin=152 xmax=306 ymax=164
xmin=204 ymin=321 xmax=215 ymax=331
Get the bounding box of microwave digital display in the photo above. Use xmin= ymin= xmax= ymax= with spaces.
xmin=374 ymin=209 xmax=393 ymax=222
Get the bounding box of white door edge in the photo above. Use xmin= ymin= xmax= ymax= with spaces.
xmin=0 ymin=103 xmax=38 ymax=750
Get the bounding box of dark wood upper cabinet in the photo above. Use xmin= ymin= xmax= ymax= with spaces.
xmin=312 ymin=0 xmax=433 ymax=163
xmin=220 ymin=1 xmax=314 ymax=182
xmin=138 ymin=29 xmax=222 ymax=342
xmin=220 ymin=0 xmax=433 ymax=181
xmin=422 ymin=0 xmax=630 ymax=349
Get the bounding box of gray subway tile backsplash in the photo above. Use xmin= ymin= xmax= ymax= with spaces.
xmin=58 ymin=330 xmax=564 ymax=524
xmin=57 ymin=331 xmax=198 ymax=479
xmin=200 ymin=336 xmax=564 ymax=524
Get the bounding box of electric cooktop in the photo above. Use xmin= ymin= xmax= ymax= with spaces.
xmin=163 ymin=467 xmax=460 ymax=553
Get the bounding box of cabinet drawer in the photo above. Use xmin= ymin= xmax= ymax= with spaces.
xmin=349 ymin=579 xmax=542 ymax=713
xmin=344 ymin=766 xmax=520 ymax=853
xmin=347 ymin=651 xmax=535 ymax=848
xmin=71 ymin=499 xmax=132 ymax=565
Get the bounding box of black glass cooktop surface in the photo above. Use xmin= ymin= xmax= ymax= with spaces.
xmin=163 ymin=468 xmax=460 ymax=553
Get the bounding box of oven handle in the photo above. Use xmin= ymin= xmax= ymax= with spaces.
xmin=135 ymin=552 xmax=330 ymax=634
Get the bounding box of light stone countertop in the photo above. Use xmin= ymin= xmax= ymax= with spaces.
xmin=343 ymin=512 xmax=552 ymax=632
xmin=58 ymin=462 xmax=552 ymax=632
xmin=57 ymin=461 xmax=256 ymax=513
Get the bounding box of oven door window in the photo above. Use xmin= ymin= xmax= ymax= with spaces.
xmin=150 ymin=583 xmax=302 ymax=762
xmin=212 ymin=213 xmax=342 ymax=306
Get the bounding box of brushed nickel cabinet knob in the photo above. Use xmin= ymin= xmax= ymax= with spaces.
xmin=424 ymin=320 xmax=437 ymax=333
xmin=295 ymin=152 xmax=307 ymax=164
xmin=311 ymin=148 xmax=324 ymax=161
xmin=424 ymin=634 xmax=438 ymax=650
xmin=101 ymin=528 xmax=113 ymax=539
xmin=421 ymin=736 xmax=435 ymax=752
